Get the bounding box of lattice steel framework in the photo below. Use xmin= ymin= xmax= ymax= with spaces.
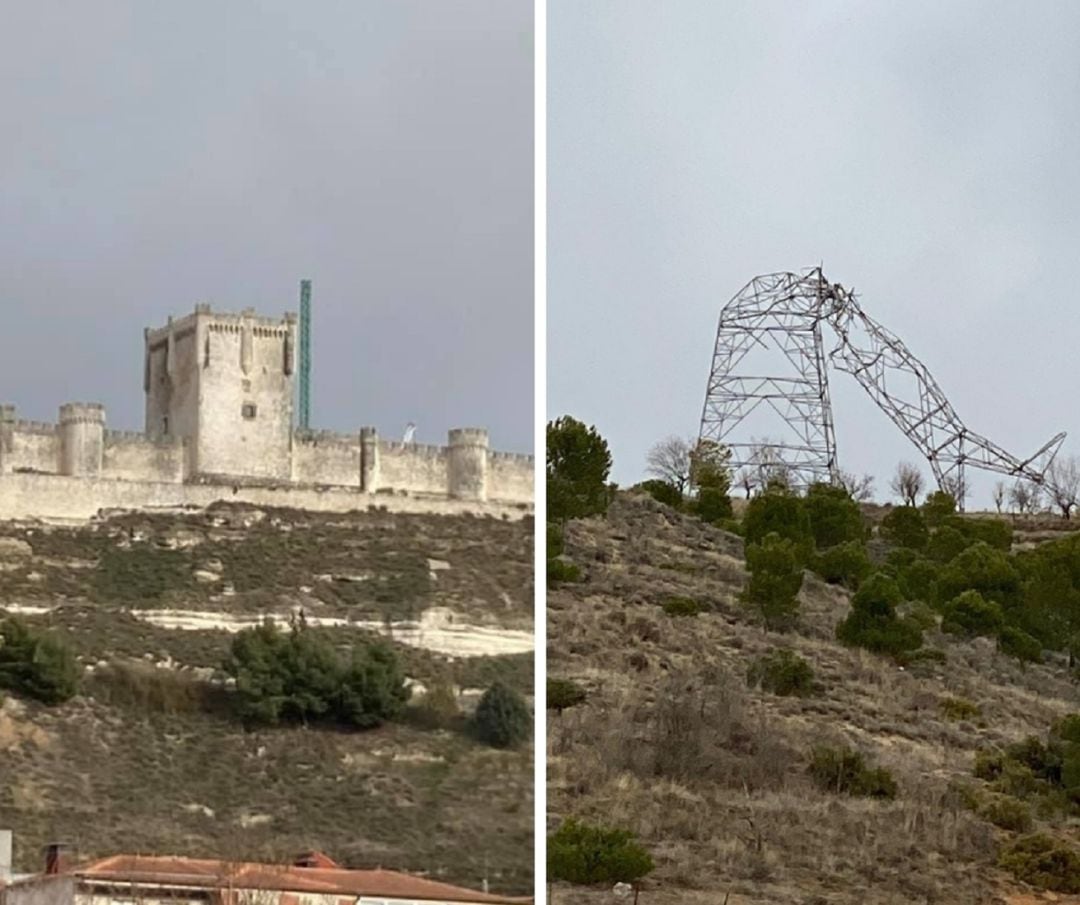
xmin=699 ymin=268 xmax=1065 ymax=499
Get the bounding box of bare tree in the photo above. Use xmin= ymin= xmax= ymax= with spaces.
xmin=889 ymin=462 xmax=923 ymax=506
xmin=940 ymin=473 xmax=968 ymax=510
xmin=1009 ymin=480 xmax=1039 ymax=515
xmin=992 ymin=481 xmax=1006 ymax=514
xmin=749 ymin=438 xmax=792 ymax=491
xmin=1047 ymin=455 xmax=1080 ymax=520
xmin=645 ymin=436 xmax=693 ymax=493
xmin=838 ymin=470 xmax=875 ymax=502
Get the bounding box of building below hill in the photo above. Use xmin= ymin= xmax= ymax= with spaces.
xmin=0 ymin=306 xmax=532 ymax=521
xmin=0 ymin=842 xmax=532 ymax=905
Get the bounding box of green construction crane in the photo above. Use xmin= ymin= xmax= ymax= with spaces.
xmin=298 ymin=279 xmax=312 ymax=430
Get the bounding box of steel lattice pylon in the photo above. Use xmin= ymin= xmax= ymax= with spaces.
xmin=698 ymin=267 xmax=1065 ymax=501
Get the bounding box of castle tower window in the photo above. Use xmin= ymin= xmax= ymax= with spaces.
xmin=242 ymin=402 xmax=258 ymax=420
xmin=162 ymin=415 xmax=169 ymax=435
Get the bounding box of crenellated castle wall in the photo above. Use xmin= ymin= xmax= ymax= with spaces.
xmin=0 ymin=304 xmax=533 ymax=520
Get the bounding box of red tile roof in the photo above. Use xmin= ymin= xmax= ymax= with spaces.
xmin=73 ymin=855 xmax=531 ymax=905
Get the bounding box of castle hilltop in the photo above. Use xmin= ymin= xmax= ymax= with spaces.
xmin=0 ymin=305 xmax=532 ymax=520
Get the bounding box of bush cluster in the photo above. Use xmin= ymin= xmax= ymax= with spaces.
xmin=661 ymin=596 xmax=703 ymax=617
xmin=835 ymin=573 xmax=923 ymax=659
xmin=808 ymin=745 xmax=897 ymax=799
xmin=472 ymin=680 xmax=531 ymax=748
xmin=223 ymin=619 xmax=409 ymax=728
xmin=742 ymin=532 xmax=803 ymax=631
xmin=998 ymin=834 xmax=1080 ymax=893
xmin=547 ymin=677 xmax=587 ymax=714
xmin=548 ymin=819 xmax=654 ymax=887
xmin=746 ymin=649 xmax=816 ymax=697
xmin=0 ymin=618 xmax=79 ymax=705
xmin=812 ymin=540 xmax=871 ymax=589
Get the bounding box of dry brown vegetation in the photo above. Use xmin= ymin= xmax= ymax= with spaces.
xmin=547 ymin=493 xmax=1080 ymax=904
xmin=0 ymin=504 xmax=533 ymax=894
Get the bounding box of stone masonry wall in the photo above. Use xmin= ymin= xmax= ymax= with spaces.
xmin=292 ymin=432 xmax=361 ymax=486
xmin=376 ymin=440 xmax=450 ymax=496
xmin=0 ymin=472 xmax=531 ymax=522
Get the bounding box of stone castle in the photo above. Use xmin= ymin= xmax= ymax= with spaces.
xmin=0 ymin=305 xmax=533 ymax=520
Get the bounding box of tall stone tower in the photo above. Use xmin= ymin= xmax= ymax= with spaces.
xmin=144 ymin=305 xmax=297 ymax=480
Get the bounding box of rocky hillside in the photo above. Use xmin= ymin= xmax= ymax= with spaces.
xmin=548 ymin=493 xmax=1080 ymax=904
xmin=0 ymin=503 xmax=534 ymax=895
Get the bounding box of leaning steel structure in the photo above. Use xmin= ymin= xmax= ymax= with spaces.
xmin=698 ymin=267 xmax=1065 ymax=501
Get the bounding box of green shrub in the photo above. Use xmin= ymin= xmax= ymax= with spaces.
xmin=980 ymin=795 xmax=1033 ymax=832
xmin=1053 ymin=714 xmax=1080 ymax=745
xmin=941 ymin=590 xmax=1005 ymax=639
xmin=336 ymin=641 xmax=412 ymax=729
xmin=547 ymin=558 xmax=582 ymax=586
xmin=808 ymin=745 xmax=897 ymax=799
xmin=1006 ymin=736 xmax=1062 ymax=785
xmin=472 ymin=680 xmax=531 ymax=748
xmin=547 ymin=819 xmax=654 ymax=887
xmin=805 ymin=482 xmax=865 ymax=549
xmin=998 ymin=834 xmax=1080 ymax=893
xmin=693 ymin=487 xmax=733 ymax=524
xmin=835 ymin=573 xmax=923 ymax=659
xmin=742 ymin=532 xmax=804 ymax=631
xmin=895 ymin=556 xmax=939 ymax=602
xmin=973 ymin=749 xmax=1004 ymax=782
xmin=635 ymin=479 xmax=683 ymax=509
xmin=547 ymin=522 xmax=566 ymax=558
xmin=812 ymin=541 xmax=872 ymax=589
xmin=935 ymin=542 xmax=1022 ymax=608
xmin=746 ymin=649 xmax=816 ymax=697
xmin=0 ymin=618 xmax=80 ymax=705
xmin=944 ymin=515 xmax=1013 ymax=552
xmin=223 ymin=619 xmax=408 ymax=727
xmin=547 ymin=678 xmax=587 ymax=714
xmin=902 ymin=601 xmax=939 ymax=631
xmin=923 ymin=490 xmax=957 ymax=527
xmin=547 ymin=416 xmax=613 ymax=522
xmin=880 ymin=506 xmax=929 ymax=550
xmin=927 ymin=525 xmax=970 ymax=564
xmin=661 ymin=596 xmax=703 ymax=617
xmin=940 ymin=696 xmax=981 ymax=722
xmin=999 ymin=626 xmax=1043 ymax=664
xmin=742 ymin=487 xmax=813 ymax=555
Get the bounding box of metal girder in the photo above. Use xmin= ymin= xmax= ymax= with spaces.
xmin=698 ymin=267 xmax=1065 ymax=502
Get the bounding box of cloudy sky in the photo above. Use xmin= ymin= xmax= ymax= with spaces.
xmin=1 ymin=1 xmax=532 ymax=452
xmin=549 ymin=0 xmax=1080 ymax=506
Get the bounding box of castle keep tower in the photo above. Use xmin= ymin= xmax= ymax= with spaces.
xmin=144 ymin=305 xmax=297 ymax=481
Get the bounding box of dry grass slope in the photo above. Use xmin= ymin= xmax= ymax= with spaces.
xmin=548 ymin=493 xmax=1080 ymax=905
xmin=0 ymin=504 xmax=533 ymax=895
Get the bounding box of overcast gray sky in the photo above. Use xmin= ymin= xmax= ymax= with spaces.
xmin=549 ymin=0 xmax=1080 ymax=507
xmin=1 ymin=0 xmax=532 ymax=453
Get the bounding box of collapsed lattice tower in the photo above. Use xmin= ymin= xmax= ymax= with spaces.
xmin=698 ymin=268 xmax=1065 ymax=498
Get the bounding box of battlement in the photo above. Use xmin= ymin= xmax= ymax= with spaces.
xmin=489 ymin=450 xmax=534 ymax=464
xmin=59 ymin=402 xmax=106 ymax=425
xmin=294 ymin=429 xmax=359 ymax=447
xmin=448 ymin=427 xmax=490 ymax=447
xmin=145 ymin=306 xmax=296 ymax=348
xmin=11 ymin=419 xmax=58 ymax=436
